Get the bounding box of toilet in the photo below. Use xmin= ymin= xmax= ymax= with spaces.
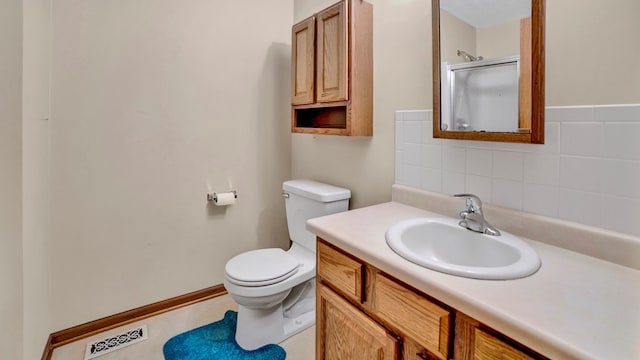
xmin=223 ymin=179 xmax=351 ymax=350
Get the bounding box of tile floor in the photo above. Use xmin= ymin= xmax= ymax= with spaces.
xmin=51 ymin=294 xmax=315 ymax=360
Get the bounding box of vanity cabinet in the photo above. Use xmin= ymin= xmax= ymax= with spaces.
xmin=291 ymin=0 xmax=372 ymax=136
xmin=317 ymin=239 xmax=547 ymax=360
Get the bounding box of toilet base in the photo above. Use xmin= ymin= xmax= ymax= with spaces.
xmin=236 ymin=303 xmax=285 ymax=350
xmin=234 ymin=280 xmax=316 ymax=350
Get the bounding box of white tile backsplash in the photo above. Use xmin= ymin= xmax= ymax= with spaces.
xmin=492 ymin=151 xmax=524 ymax=181
xmin=492 ymin=179 xmax=523 ymax=210
xmin=600 ymin=160 xmax=640 ymax=198
xmin=442 ymin=146 xmax=466 ymax=172
xmin=465 ymin=174 xmax=492 ymax=201
xmin=395 ymin=104 xmax=640 ymax=238
xmin=442 ymin=171 xmax=465 ymax=195
xmin=421 ymin=121 xmax=439 ymax=144
xmin=594 ymin=104 xmax=640 ymax=122
xmin=465 ymin=149 xmax=492 ymax=177
xmin=546 ymin=106 xmax=594 ymax=122
xmin=403 ymin=143 xmax=421 ymax=166
xmin=403 ymin=120 xmax=422 ymax=144
xmin=603 ymin=123 xmax=640 ymax=161
xmin=602 ymin=195 xmax=640 ymax=236
xmin=421 ymin=168 xmax=442 ymax=193
xmin=560 ymin=123 xmax=604 ymax=157
xmin=403 ymin=164 xmax=422 ymax=188
xmin=558 ymin=189 xmax=603 ymax=227
xmin=523 ymin=183 xmax=559 ymax=217
xmin=559 ymin=156 xmax=602 ymax=193
xmin=523 ymin=153 xmax=560 ymax=186
xmin=421 ymin=144 xmax=442 ymax=169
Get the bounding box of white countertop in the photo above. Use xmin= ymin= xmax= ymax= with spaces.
xmin=307 ymin=201 xmax=640 ymax=360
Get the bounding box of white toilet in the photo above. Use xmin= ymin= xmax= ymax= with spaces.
xmin=223 ymin=179 xmax=350 ymax=350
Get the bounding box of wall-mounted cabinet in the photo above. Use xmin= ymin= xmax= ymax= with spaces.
xmin=291 ymin=0 xmax=373 ymax=136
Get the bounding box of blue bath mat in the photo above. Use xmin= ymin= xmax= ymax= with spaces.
xmin=163 ymin=310 xmax=286 ymax=360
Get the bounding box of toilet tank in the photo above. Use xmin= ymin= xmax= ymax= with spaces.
xmin=282 ymin=180 xmax=351 ymax=252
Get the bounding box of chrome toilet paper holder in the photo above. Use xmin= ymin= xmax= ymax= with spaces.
xmin=207 ymin=190 xmax=237 ymax=202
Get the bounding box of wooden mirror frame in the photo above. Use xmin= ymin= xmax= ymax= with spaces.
xmin=432 ymin=0 xmax=545 ymax=143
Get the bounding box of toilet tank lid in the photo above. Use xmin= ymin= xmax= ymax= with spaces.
xmin=283 ymin=180 xmax=351 ymax=203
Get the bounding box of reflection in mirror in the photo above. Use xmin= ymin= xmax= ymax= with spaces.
xmin=442 ymin=55 xmax=520 ymax=132
xmin=433 ymin=0 xmax=545 ymax=143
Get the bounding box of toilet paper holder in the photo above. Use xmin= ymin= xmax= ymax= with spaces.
xmin=207 ymin=190 xmax=237 ymax=202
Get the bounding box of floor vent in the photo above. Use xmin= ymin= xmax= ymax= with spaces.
xmin=84 ymin=324 xmax=148 ymax=360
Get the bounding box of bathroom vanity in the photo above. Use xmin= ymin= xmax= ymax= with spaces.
xmin=309 ymin=185 xmax=640 ymax=359
xmin=316 ymin=240 xmax=544 ymax=359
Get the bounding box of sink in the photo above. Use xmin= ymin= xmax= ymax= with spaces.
xmin=385 ymin=217 xmax=541 ymax=280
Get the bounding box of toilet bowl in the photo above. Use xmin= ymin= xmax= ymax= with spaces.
xmin=223 ymin=180 xmax=350 ymax=350
xmin=224 ymin=244 xmax=316 ymax=350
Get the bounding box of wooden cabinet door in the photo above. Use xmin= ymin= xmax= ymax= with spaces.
xmin=371 ymin=273 xmax=451 ymax=360
xmin=317 ymin=283 xmax=399 ymax=360
xmin=291 ymin=16 xmax=315 ymax=105
xmin=315 ymin=1 xmax=348 ymax=103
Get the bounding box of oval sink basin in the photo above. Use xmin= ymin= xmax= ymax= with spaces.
xmin=385 ymin=217 xmax=541 ymax=280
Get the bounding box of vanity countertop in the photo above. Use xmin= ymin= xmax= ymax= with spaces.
xmin=307 ymin=201 xmax=640 ymax=360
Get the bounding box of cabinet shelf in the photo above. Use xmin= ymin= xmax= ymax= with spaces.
xmin=293 ymin=103 xmax=348 ymax=135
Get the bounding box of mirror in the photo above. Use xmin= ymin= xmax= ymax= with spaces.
xmin=432 ymin=0 xmax=545 ymax=143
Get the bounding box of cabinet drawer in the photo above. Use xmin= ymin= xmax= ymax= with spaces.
xmin=317 ymin=240 xmax=364 ymax=303
xmin=474 ymin=328 xmax=535 ymax=360
xmin=372 ymin=273 xmax=451 ymax=360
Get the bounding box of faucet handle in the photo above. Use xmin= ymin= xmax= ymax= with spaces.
xmin=454 ymin=193 xmax=482 ymax=212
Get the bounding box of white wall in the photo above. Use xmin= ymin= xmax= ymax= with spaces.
xmin=0 ymin=0 xmax=24 ymax=358
xmin=50 ymin=0 xmax=293 ymax=329
xmin=292 ymin=0 xmax=431 ymax=209
xmin=22 ymin=0 xmax=52 ymax=357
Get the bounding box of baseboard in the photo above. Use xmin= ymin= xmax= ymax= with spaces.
xmin=41 ymin=284 xmax=227 ymax=360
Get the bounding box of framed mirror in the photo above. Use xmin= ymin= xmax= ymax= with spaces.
xmin=432 ymin=0 xmax=545 ymax=143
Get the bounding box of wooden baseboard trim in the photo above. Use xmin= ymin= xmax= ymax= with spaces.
xmin=41 ymin=284 xmax=227 ymax=360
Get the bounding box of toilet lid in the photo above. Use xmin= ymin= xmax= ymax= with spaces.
xmin=225 ymin=248 xmax=300 ymax=287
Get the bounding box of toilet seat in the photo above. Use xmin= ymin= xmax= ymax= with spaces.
xmin=225 ymin=248 xmax=300 ymax=287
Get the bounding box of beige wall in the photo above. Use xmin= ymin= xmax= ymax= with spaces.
xmin=0 ymin=0 xmax=24 ymax=358
xmin=439 ymin=9 xmax=476 ymax=64
xmin=546 ymin=0 xmax=640 ymax=105
xmin=22 ymin=0 xmax=52 ymax=357
xmin=440 ymin=10 xmax=519 ymax=63
xmin=50 ymin=0 xmax=293 ymax=329
xmin=292 ymin=0 xmax=431 ymax=209
xmin=476 ymin=19 xmax=520 ymax=59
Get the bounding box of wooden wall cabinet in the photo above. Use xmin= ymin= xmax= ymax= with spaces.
xmin=316 ymin=239 xmax=548 ymax=360
xmin=291 ymin=0 xmax=373 ymax=136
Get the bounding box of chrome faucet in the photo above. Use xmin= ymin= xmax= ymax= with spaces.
xmin=454 ymin=194 xmax=501 ymax=236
